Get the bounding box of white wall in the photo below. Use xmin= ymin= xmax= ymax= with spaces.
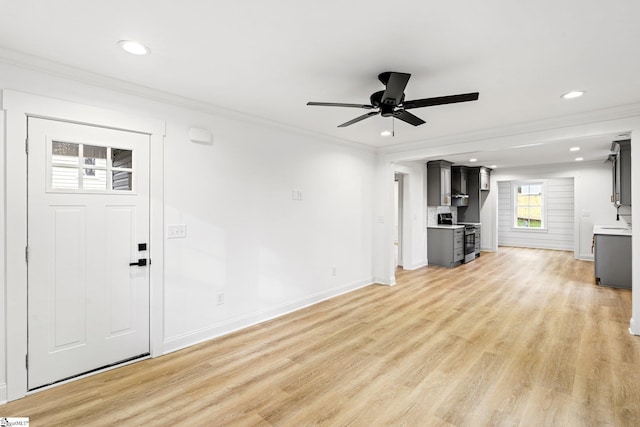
xmin=497 ymin=178 xmax=575 ymax=250
xmin=489 ymin=161 xmax=618 ymax=259
xmin=162 ymin=118 xmax=376 ymax=349
xmin=0 ymin=60 xmax=377 ymax=398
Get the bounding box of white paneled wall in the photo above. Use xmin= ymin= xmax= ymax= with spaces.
xmin=498 ymin=178 xmax=574 ymax=250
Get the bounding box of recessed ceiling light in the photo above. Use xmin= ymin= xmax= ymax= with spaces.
xmin=469 ymin=158 xmax=478 ymax=162
xmin=380 ymin=130 xmax=392 ymax=136
xmin=575 ymin=157 xmax=584 ymax=161
xmin=569 ymin=147 xmax=580 ymax=152
xmin=562 ymin=90 xmax=585 ymax=100
xmin=117 ymin=40 xmax=150 ymax=55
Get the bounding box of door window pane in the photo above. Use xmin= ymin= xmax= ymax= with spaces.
xmin=112 ymin=149 xmax=132 ymax=169
xmin=52 ymin=141 xmax=79 ymax=166
xmin=52 ymin=167 xmax=79 ymax=190
xmin=83 ymin=169 xmax=107 ymax=191
xmin=84 ymin=145 xmax=107 ymax=168
xmin=112 ymin=171 xmax=132 ymax=191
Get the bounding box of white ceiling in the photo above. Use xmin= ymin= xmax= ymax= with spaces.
xmin=1 ymin=1 xmax=638 ymax=167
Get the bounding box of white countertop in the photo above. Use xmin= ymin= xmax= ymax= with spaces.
xmin=427 ymin=225 xmax=465 ymax=230
xmin=593 ymin=225 xmax=632 ymax=236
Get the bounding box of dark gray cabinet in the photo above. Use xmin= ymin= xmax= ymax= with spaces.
xmin=427 ymin=226 xmax=464 ymax=268
xmin=594 ymin=233 xmax=631 ymax=289
xmin=610 ymin=139 xmax=631 ymax=206
xmin=427 ymin=160 xmax=453 ymax=206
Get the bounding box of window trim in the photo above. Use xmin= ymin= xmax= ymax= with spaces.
xmin=512 ymin=180 xmax=547 ymax=231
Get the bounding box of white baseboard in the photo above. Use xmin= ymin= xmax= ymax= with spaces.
xmin=162 ymin=279 xmax=373 ymax=354
xmin=402 ymin=261 xmax=428 ymax=271
xmin=373 ymin=276 xmax=395 ymax=286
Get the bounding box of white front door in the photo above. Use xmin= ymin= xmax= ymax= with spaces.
xmin=27 ymin=117 xmax=151 ymax=390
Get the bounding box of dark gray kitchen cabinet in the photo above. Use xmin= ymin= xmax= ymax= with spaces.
xmin=610 ymin=139 xmax=631 ymax=206
xmin=594 ymin=232 xmax=631 ymax=289
xmin=427 ymin=226 xmax=465 ymax=268
xmin=427 ymin=160 xmax=453 ymax=206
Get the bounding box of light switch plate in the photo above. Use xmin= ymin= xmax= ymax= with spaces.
xmin=167 ymin=224 xmax=187 ymax=239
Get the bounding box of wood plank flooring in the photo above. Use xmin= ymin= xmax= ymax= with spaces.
xmin=4 ymin=247 xmax=640 ymax=426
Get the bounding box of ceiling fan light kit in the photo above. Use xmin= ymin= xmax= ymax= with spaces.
xmin=307 ymin=71 xmax=479 ymax=128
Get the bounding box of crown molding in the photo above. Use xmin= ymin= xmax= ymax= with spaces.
xmin=3 ymin=45 xmax=638 ymax=158
xmin=380 ymin=102 xmax=640 ymax=156
xmin=0 ymin=46 xmax=375 ymax=154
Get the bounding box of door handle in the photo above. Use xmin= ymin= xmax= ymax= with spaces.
xmin=129 ymin=259 xmax=148 ymax=267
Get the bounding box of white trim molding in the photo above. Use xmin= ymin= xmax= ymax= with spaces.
xmin=2 ymin=89 xmax=166 ymax=402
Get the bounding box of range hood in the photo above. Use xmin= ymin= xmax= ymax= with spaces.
xmin=452 ymin=194 xmax=469 ymax=207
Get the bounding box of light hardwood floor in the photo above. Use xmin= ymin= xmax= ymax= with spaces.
xmin=4 ymin=247 xmax=640 ymax=426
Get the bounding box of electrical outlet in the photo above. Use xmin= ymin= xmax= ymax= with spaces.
xmin=292 ymin=190 xmax=303 ymax=201
xmin=216 ymin=293 xmax=225 ymax=306
xmin=167 ymin=224 xmax=187 ymax=239
xmin=332 ymin=267 xmax=337 ymax=277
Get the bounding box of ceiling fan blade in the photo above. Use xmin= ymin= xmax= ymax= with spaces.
xmin=380 ymin=72 xmax=411 ymax=106
xmin=307 ymin=102 xmax=375 ymax=109
xmin=393 ymin=110 xmax=426 ymax=126
xmin=402 ymin=92 xmax=480 ymax=110
xmin=337 ymin=111 xmax=380 ymax=127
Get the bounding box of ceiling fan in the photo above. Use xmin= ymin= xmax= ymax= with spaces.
xmin=307 ymin=71 xmax=479 ymax=128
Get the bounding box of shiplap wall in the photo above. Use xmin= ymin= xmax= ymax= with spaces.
xmin=498 ymin=178 xmax=574 ymax=250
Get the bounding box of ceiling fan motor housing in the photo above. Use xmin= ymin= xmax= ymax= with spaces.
xmin=370 ymin=90 xmax=404 ymax=116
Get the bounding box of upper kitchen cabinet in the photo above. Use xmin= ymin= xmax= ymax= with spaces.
xmin=427 ymin=160 xmax=453 ymax=206
xmin=610 ymin=139 xmax=631 ymax=206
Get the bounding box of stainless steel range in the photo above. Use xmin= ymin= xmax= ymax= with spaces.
xmin=458 ymin=222 xmax=481 ymax=262
xmin=462 ymin=224 xmax=478 ymax=263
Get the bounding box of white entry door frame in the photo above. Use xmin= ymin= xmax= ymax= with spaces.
xmin=2 ymin=90 xmax=165 ymax=401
